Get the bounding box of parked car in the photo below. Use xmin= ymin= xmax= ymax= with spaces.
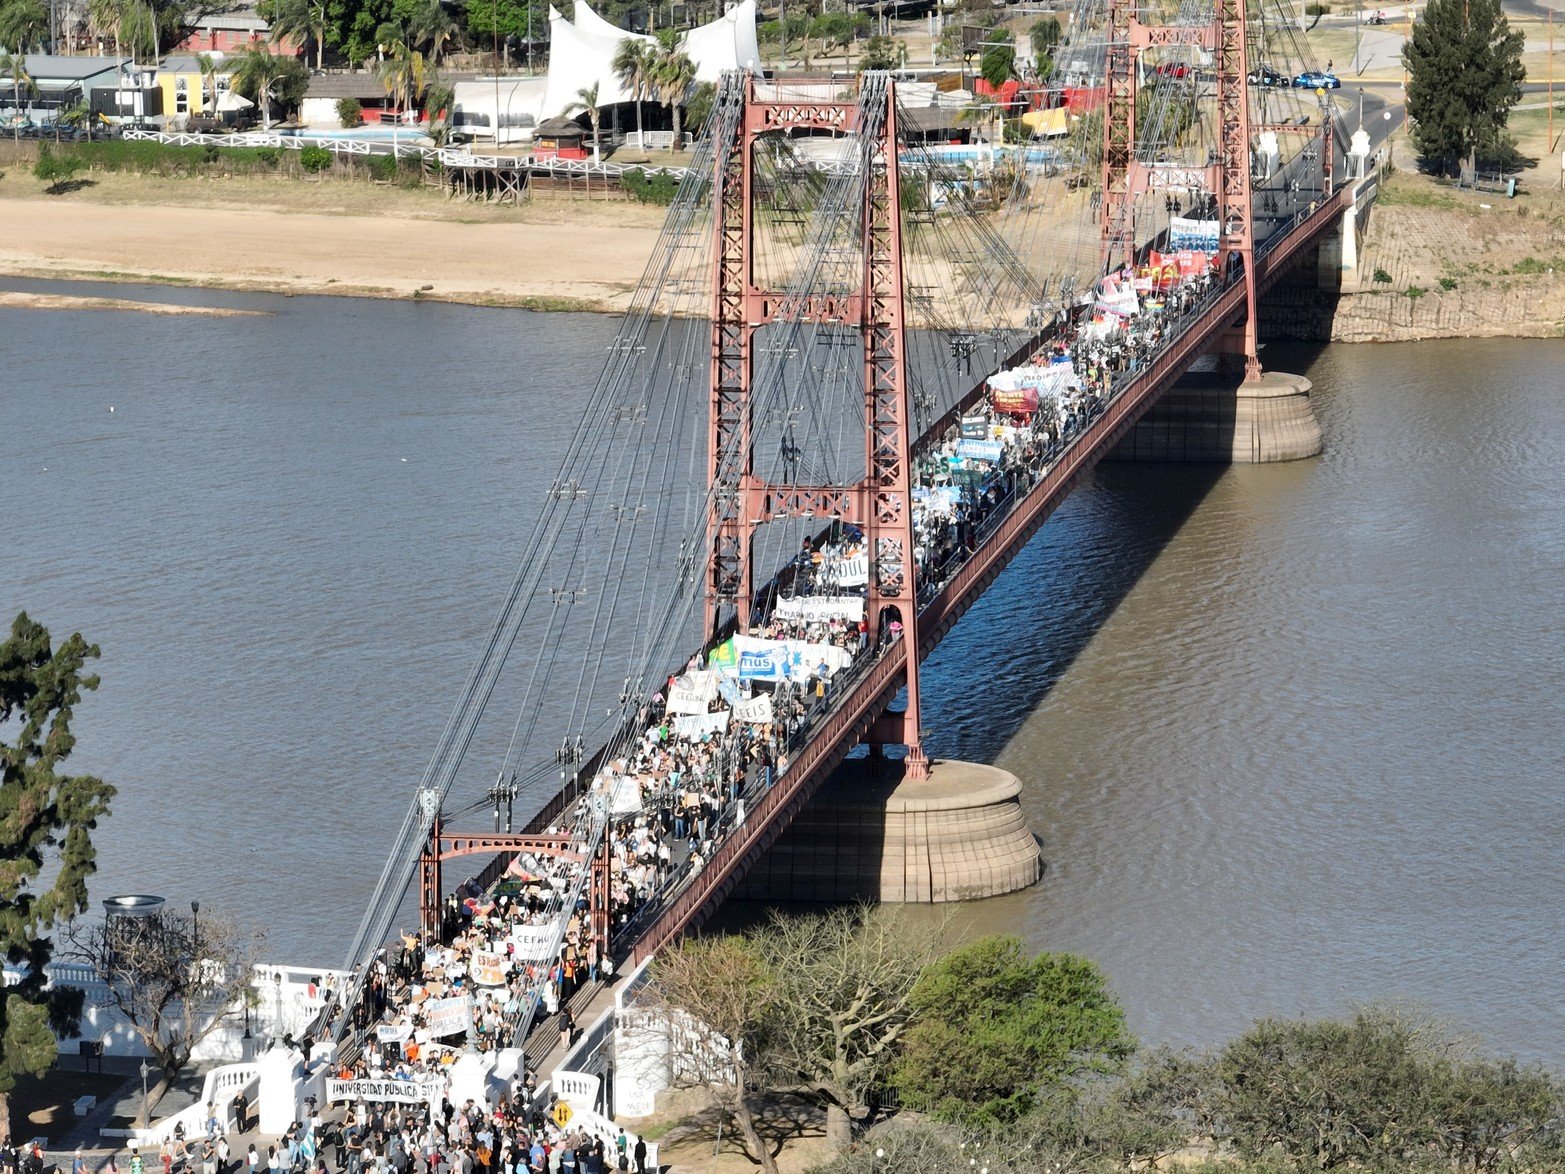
xmin=1248 ymin=64 xmax=1286 ymax=87
xmin=1294 ymin=70 xmax=1342 ymax=89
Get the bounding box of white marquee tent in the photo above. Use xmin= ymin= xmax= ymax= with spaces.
xmin=539 ymin=0 xmax=760 ymax=122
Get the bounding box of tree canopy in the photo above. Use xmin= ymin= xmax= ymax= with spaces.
xmin=891 ymin=935 xmax=1134 ymax=1125
xmin=0 ymin=612 xmax=116 ymax=1142
xmin=1403 ymin=0 xmax=1525 ymax=175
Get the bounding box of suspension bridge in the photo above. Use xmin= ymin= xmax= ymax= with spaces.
xmin=317 ymin=0 xmax=1382 ymax=1063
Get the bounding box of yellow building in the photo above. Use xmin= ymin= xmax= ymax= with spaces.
xmin=155 ymin=55 xmax=231 ymax=123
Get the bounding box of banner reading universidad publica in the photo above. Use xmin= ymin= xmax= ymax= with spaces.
xmin=326 ymin=1077 xmax=444 ymax=1105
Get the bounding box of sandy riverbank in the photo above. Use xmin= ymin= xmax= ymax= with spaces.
xmin=0 ymin=171 xmax=666 ymax=311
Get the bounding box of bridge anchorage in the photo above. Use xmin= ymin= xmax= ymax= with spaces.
xmin=328 ymin=7 xmax=1377 ymax=1067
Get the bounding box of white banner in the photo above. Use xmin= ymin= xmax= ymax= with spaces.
xmin=665 ymin=671 xmax=719 ymax=715
xmin=470 ymin=952 xmax=507 ymax=986
xmin=421 ymin=995 xmax=472 ymax=1038
xmin=1169 ymin=215 xmax=1221 ymax=251
xmin=326 ymin=1077 xmax=442 ymax=1105
xmin=375 ymin=1024 xmax=412 ymax=1043
xmin=827 ymin=554 xmax=869 ymax=587
xmin=510 ymin=923 xmax=557 ymax=961
xmin=733 ymin=694 xmax=775 ymax=725
xmin=608 ymin=774 xmax=644 ymax=815
xmin=772 ymin=596 xmax=865 ymax=623
xmin=672 ymin=710 xmax=731 ymax=740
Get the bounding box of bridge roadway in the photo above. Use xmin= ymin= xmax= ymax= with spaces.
xmin=490 ymin=179 xmax=1361 ymax=978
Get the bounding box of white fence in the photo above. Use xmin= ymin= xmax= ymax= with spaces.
xmin=119 ymin=1062 xmax=260 ymax=1145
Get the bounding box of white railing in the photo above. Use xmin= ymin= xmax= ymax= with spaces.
xmin=128 ymin=1062 xmax=259 ymax=1145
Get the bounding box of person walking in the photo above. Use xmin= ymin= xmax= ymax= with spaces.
xmin=557 ymin=1006 xmax=574 ymax=1051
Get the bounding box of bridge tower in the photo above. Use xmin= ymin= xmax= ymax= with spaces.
xmin=704 ymin=75 xmax=929 ymax=778
xmin=1102 ymin=0 xmax=1262 ymax=379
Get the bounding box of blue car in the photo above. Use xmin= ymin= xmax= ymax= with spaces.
xmin=1294 ymin=70 xmax=1342 ymax=89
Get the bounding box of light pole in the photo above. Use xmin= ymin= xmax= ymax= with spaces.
xmin=139 ymin=1059 xmax=151 ymax=1124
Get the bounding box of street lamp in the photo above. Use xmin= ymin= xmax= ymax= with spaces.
xmin=139 ymin=1059 xmax=151 ymax=1123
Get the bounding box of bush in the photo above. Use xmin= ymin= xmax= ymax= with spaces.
xmin=1304 ymin=1 xmax=1330 ymax=12
xmin=364 ymin=153 xmax=396 ymax=181
xmin=619 ymin=167 xmax=680 ymax=204
xmin=254 ymin=147 xmax=280 ymax=167
xmin=1438 ymin=275 xmax=1458 ymax=290
xmin=33 ymin=145 xmax=84 ymax=193
xmin=1372 ymin=267 xmax=1393 ymax=283
xmin=299 ymin=145 xmax=333 ymax=173
xmin=336 ymin=97 xmax=363 ymax=128
xmin=1404 ymin=285 xmax=1427 ymax=299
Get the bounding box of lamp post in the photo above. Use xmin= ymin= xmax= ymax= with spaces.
xmin=139 ymin=1059 xmax=151 ymax=1124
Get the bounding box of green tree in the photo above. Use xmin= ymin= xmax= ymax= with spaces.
xmin=33 ymin=142 xmax=84 ymax=189
xmin=683 ymin=79 xmax=714 ymax=135
xmin=980 ymin=44 xmax=1014 ymax=89
xmin=408 ymin=0 xmax=457 ymax=65
xmin=648 ymin=33 xmax=694 ymax=150
xmin=857 ymin=34 xmax=897 ymax=72
xmin=374 ymin=28 xmax=425 ymax=118
xmin=0 ymin=51 xmax=37 ymax=141
xmin=1028 ymin=15 xmax=1060 ymax=58
xmin=227 ymin=46 xmax=291 ymax=129
xmin=260 ymin=0 xmax=330 ymax=69
xmin=0 ymin=0 xmax=48 ymax=51
xmin=1403 ymin=0 xmax=1525 ymax=175
xmin=611 ymin=36 xmax=653 ymax=150
xmin=462 ymin=0 xmax=541 ymax=66
xmin=892 ymin=936 xmax=1134 ymax=1125
xmin=0 ymin=613 xmax=116 ymax=1142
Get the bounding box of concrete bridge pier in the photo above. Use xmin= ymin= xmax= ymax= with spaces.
xmin=734 ymin=757 xmax=1042 ymax=904
xmin=1110 ymin=367 xmax=1323 ymax=463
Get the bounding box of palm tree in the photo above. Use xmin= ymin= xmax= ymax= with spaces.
xmin=0 ymin=51 xmax=38 ymax=140
xmin=196 ymin=51 xmax=220 ymax=115
xmin=0 ymin=0 xmax=49 ymax=52
xmin=374 ymin=31 xmax=426 ymax=122
xmin=649 ymin=40 xmax=694 ymax=151
xmin=408 ymin=0 xmax=458 ymax=68
xmin=611 ymin=37 xmax=652 ymax=151
xmin=226 ymin=45 xmax=289 ymax=130
xmin=267 ymin=0 xmax=328 ymax=70
xmin=88 ymin=0 xmax=127 ymax=59
xmin=566 ymin=81 xmax=601 ymax=162
xmin=422 ymin=75 xmax=453 ymax=140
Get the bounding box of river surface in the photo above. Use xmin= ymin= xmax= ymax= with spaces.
xmin=2 ymin=280 xmax=1561 ymax=1066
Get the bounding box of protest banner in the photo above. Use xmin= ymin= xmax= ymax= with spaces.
xmin=672 ymin=710 xmax=731 ymax=740
xmin=421 ymin=995 xmax=472 ymax=1038
xmin=733 ymin=694 xmax=775 ymax=724
xmin=470 ymin=952 xmax=507 ymax=986
xmin=772 ymin=596 xmax=865 ymax=623
xmin=326 ymin=1077 xmax=442 ymax=1105
xmin=510 ymin=923 xmax=556 ymax=961
xmin=665 ymin=671 xmax=719 ymax=715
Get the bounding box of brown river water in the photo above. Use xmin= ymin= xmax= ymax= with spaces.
xmin=3 ymin=283 xmax=1560 ymax=1064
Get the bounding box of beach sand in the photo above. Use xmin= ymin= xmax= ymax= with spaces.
xmin=0 ymin=171 xmax=667 ymax=311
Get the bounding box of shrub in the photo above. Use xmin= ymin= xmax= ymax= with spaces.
xmin=336 ymin=97 xmax=363 ymax=128
xmin=299 ymin=145 xmax=333 ymax=173
xmin=1372 ymin=267 xmax=1393 ymax=283
xmin=33 ymin=145 xmax=84 ymax=193
xmin=1304 ymin=2 xmax=1330 ymax=12
xmin=619 ymin=167 xmax=680 ymax=204
xmin=1404 ymin=285 xmax=1427 ymax=299
xmin=1438 ymin=275 xmax=1457 ymax=290
xmin=254 ymin=147 xmax=280 ymax=167
xmin=364 ymin=153 xmax=396 ymax=182
xmin=201 ymin=144 xmax=221 ymax=164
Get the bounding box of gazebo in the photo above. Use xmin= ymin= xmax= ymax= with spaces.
xmin=533 ymin=115 xmax=589 ymax=160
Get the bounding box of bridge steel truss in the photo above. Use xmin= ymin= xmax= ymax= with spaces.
xmin=704 ymin=76 xmax=929 ymax=776
xmin=1102 ymin=0 xmax=1264 ymax=378
xmin=418 ymin=817 xmax=613 ymax=944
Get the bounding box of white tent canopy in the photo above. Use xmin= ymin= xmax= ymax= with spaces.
xmin=539 ymin=0 xmax=760 ymax=121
